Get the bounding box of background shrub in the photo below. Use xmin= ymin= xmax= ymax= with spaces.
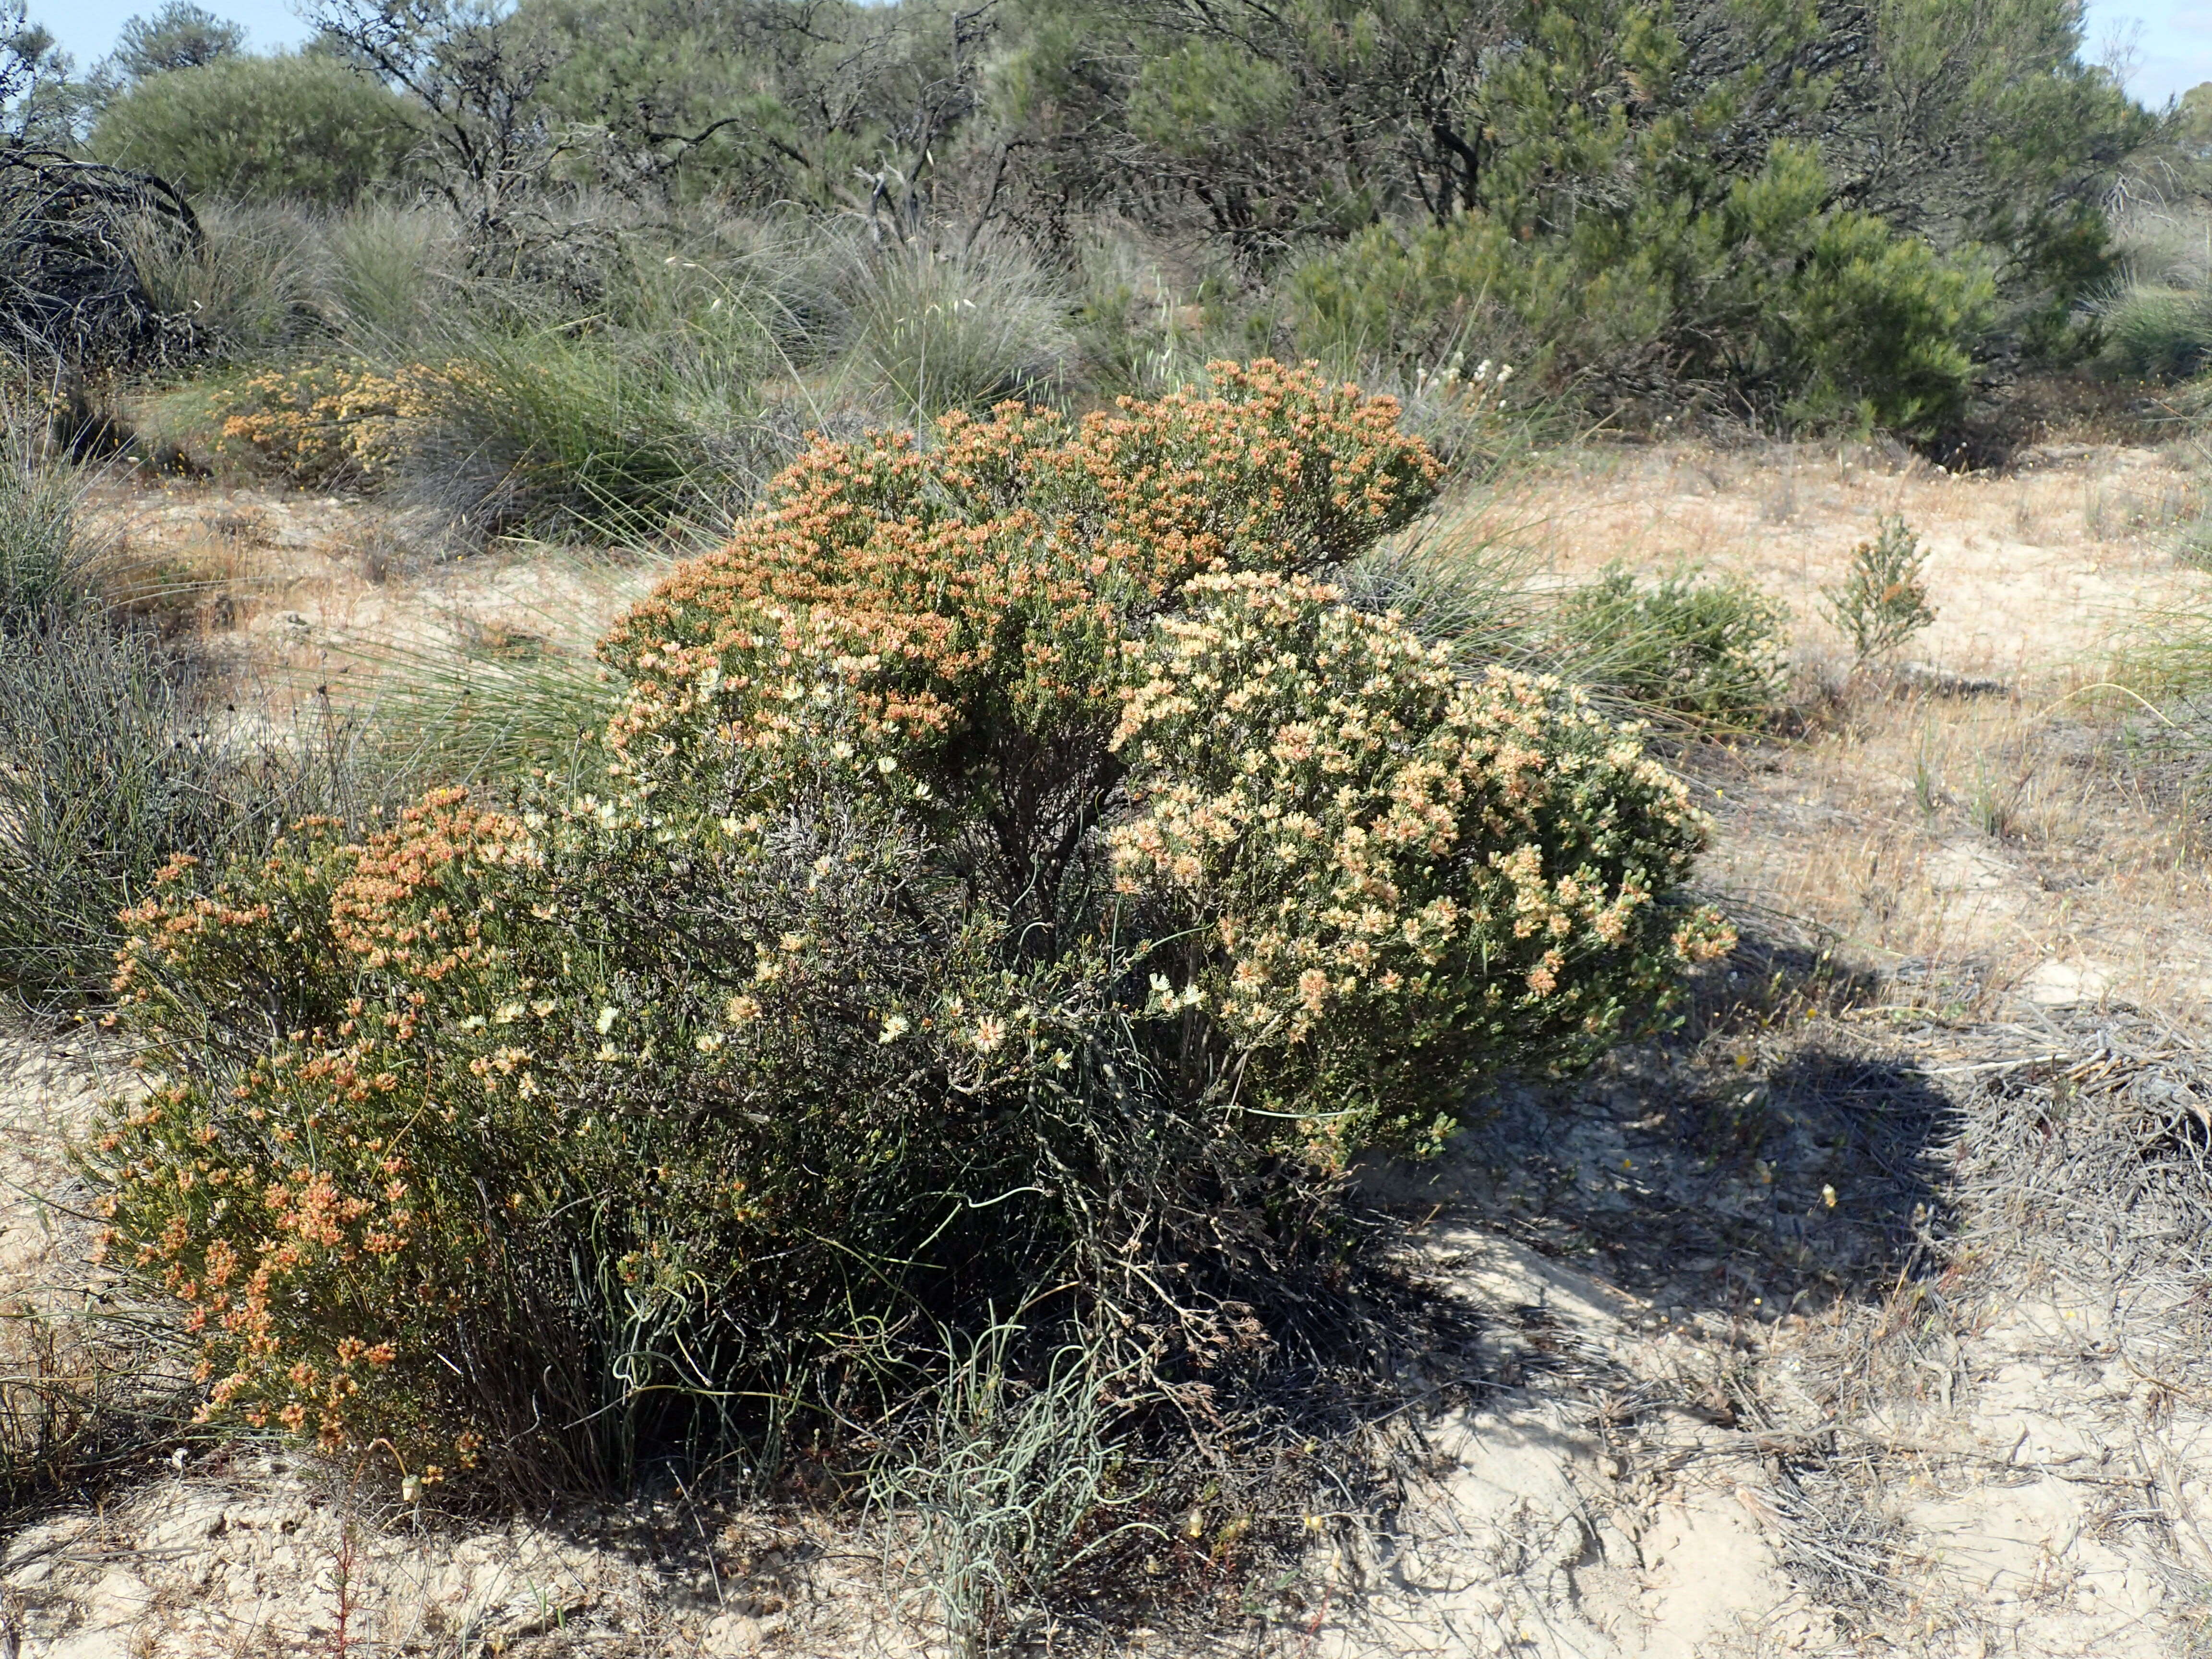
xmin=91 ymin=53 xmax=419 ymax=206
xmin=1288 ymin=146 xmax=1994 ymax=436
xmin=1553 ymin=565 xmax=1793 ymax=728
xmin=92 ymin=365 xmax=1726 ymax=1498
xmin=192 ymin=358 xmax=428 ymax=486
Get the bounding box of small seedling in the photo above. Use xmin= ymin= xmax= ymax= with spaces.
xmin=1822 ymin=516 xmax=1936 ymax=666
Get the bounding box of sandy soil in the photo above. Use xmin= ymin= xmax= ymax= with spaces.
xmin=8 ymin=441 xmax=2212 ymax=1655
xmin=1444 ymin=438 xmax=2208 ymax=680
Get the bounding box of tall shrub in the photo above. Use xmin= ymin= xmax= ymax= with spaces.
xmin=91 ymin=363 xmax=1727 ymax=1492
xmin=91 ymin=53 xmax=418 ymax=205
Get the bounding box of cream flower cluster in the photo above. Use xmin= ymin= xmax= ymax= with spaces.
xmin=1110 ymin=572 xmax=1729 ymax=1131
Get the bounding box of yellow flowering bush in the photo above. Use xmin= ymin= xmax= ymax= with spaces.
xmin=210 ymin=360 xmax=457 ymax=487
xmin=1112 ymin=572 xmax=1728 ymax=1160
xmin=88 ymin=363 xmax=1725 ymax=1493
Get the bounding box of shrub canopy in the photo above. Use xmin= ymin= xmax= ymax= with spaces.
xmin=91 ymin=53 xmax=419 ymax=205
xmin=95 ymin=364 xmax=1726 ymax=1492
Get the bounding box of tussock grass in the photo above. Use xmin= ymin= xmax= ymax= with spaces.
xmin=869 ymin=1325 xmax=1152 ymax=1656
xmin=381 ymin=316 xmax=793 ymax=540
xmin=0 ymin=620 xmax=378 ymax=1002
xmin=835 ymin=234 xmax=1075 ymax=420
xmin=0 ymin=435 xmax=104 ymax=628
xmin=1349 ymin=530 xmax=1798 ymax=735
xmin=120 ymin=201 xmax=329 ymax=362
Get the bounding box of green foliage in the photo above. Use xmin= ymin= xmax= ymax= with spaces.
xmin=110 ymin=2 xmax=243 ymax=78
xmin=92 ymin=368 xmax=1724 ymax=1494
xmin=1291 ymin=143 xmax=1994 ymax=434
xmin=137 ymin=213 xmax=832 ymax=534
xmin=91 ymin=53 xmax=418 ymax=205
xmin=1776 ymin=213 xmax=1993 ymax=433
xmin=386 ymin=304 xmax=793 ymax=540
xmin=1821 ymin=517 xmax=1937 ymax=665
xmin=1554 ymin=565 xmax=1793 ymax=727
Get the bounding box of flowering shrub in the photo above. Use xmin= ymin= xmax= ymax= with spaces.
xmin=599 ymin=360 xmax=1444 ymax=928
xmin=90 ymin=362 xmax=1725 ymax=1492
xmin=210 ymin=360 xmax=436 ymax=486
xmin=1112 ymin=573 xmax=1728 ymax=1161
xmin=208 ymin=359 xmax=503 ymax=488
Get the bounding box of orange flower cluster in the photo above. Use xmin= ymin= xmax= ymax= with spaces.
xmin=96 ymin=794 xmax=553 ymax=1471
xmin=598 ymin=361 xmax=1441 ymax=807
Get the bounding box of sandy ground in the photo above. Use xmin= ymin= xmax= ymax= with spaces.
xmin=1445 ymin=438 xmax=2207 ymax=679
xmin=8 ymin=439 xmax=2212 ymax=1655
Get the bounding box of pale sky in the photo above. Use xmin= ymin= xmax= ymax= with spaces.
xmin=34 ymin=0 xmax=308 ymax=69
xmin=23 ymin=1 xmax=2204 ymax=111
xmin=2081 ymin=0 xmax=2212 ymax=104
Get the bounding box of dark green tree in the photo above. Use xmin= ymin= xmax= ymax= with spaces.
xmin=512 ymin=0 xmax=989 ymax=210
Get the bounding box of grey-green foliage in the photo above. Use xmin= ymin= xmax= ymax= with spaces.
xmin=835 ymin=235 xmax=1075 ymax=418
xmin=1821 ymin=517 xmax=1936 ymax=665
xmin=0 ymin=9 xmax=101 ymax=148
xmin=874 ymin=1329 xmax=1152 ymax=1657
xmin=90 ymin=52 xmax=419 ymax=205
xmin=2101 ymin=283 xmax=2212 ymax=381
xmin=325 ymin=202 xmax=456 ymax=339
xmin=0 ymin=439 xmax=373 ymax=1003
xmin=1554 ymin=565 xmax=1794 ymax=727
xmin=110 ymin=2 xmax=243 ymax=78
xmin=2093 ymin=194 xmax=2212 ymax=381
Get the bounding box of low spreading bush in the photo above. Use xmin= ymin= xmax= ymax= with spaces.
xmin=201 ymin=359 xmax=433 ymax=487
xmin=91 ymin=363 xmax=1727 ymax=1498
xmin=1554 ymin=566 xmax=1793 ymax=728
